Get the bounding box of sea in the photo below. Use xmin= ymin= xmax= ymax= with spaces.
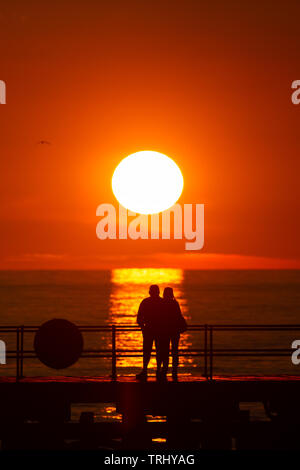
xmin=0 ymin=269 xmax=299 ymax=422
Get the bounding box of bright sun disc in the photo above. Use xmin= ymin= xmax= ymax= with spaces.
xmin=112 ymin=151 xmax=184 ymax=214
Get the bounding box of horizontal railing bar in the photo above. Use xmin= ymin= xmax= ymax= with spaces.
xmin=4 ymin=347 xmax=293 ymax=354
xmin=1 ymin=324 xmax=300 ymax=330
xmin=4 ymin=352 xmax=293 ymax=359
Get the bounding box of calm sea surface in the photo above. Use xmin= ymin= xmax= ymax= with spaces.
xmin=0 ymin=269 xmax=299 ymax=376
xmin=0 ymin=269 xmax=299 ymax=421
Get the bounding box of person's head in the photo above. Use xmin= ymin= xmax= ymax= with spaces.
xmin=149 ymin=284 xmax=160 ymax=297
xmin=163 ymin=287 xmax=174 ymax=300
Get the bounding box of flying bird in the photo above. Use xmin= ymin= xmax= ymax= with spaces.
xmin=37 ymin=140 xmax=51 ymax=145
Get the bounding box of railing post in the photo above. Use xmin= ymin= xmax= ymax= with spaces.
xmin=204 ymin=324 xmax=208 ymax=379
xmin=20 ymin=325 xmax=24 ymax=379
xmin=111 ymin=325 xmax=117 ymax=381
xmin=209 ymin=326 xmax=213 ymax=380
xmin=16 ymin=327 xmax=20 ymax=381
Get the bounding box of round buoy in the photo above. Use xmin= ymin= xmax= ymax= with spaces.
xmin=34 ymin=319 xmax=83 ymax=369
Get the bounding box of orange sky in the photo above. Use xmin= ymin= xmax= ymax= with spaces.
xmin=0 ymin=0 xmax=299 ymax=269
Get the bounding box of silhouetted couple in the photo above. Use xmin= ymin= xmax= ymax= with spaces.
xmin=136 ymin=285 xmax=187 ymax=382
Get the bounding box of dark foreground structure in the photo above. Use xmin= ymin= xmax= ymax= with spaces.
xmin=0 ymin=322 xmax=300 ymax=450
xmin=1 ymin=375 xmax=300 ymax=450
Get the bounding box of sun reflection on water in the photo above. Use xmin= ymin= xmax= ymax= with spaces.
xmin=108 ymin=268 xmax=193 ymax=373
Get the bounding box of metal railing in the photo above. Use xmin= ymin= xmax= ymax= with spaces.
xmin=0 ymin=324 xmax=299 ymax=381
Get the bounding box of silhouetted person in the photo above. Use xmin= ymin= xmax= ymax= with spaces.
xmin=163 ymin=287 xmax=187 ymax=381
xmin=136 ymin=285 xmax=164 ymax=381
xmin=154 ymin=322 xmax=171 ymax=382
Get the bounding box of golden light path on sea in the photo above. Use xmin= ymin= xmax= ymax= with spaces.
xmin=108 ymin=268 xmax=193 ymax=372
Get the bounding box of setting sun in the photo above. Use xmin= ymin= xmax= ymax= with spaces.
xmin=112 ymin=151 xmax=184 ymax=214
